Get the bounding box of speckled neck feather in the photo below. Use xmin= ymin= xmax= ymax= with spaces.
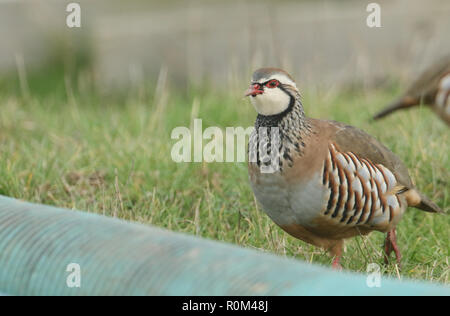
xmin=256 ymin=88 xmax=310 ymax=139
xmin=253 ymin=87 xmax=312 ymax=169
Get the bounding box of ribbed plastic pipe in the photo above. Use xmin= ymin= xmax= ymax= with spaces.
xmin=0 ymin=195 xmax=447 ymax=295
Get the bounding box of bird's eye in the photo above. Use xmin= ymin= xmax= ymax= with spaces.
xmin=265 ymin=80 xmax=279 ymax=88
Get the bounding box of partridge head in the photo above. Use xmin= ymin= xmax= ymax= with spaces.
xmin=245 ymin=68 xmax=299 ymax=116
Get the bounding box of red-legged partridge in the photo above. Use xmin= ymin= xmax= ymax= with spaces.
xmin=245 ymin=68 xmax=443 ymax=269
xmin=373 ymin=55 xmax=450 ymax=126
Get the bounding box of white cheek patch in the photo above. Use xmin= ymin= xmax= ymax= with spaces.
xmin=250 ymin=87 xmax=291 ymax=116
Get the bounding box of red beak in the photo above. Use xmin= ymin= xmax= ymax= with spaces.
xmin=244 ymin=84 xmax=264 ymax=97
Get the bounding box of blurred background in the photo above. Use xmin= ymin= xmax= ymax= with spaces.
xmin=1 ymin=0 xmax=450 ymax=94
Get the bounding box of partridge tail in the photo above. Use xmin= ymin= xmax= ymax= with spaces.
xmin=404 ymin=189 xmax=444 ymax=213
xmin=372 ymin=97 xmax=418 ymax=120
xmin=417 ymin=194 xmax=444 ymax=213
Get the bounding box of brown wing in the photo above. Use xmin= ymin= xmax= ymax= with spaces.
xmin=326 ymin=120 xmax=413 ymax=188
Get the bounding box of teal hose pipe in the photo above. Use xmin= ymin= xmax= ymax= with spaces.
xmin=0 ymin=195 xmax=447 ymax=295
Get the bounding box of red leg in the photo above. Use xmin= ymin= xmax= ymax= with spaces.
xmin=332 ymin=255 xmax=342 ymax=270
xmin=384 ymin=228 xmax=401 ymax=267
xmin=330 ymin=240 xmax=343 ymax=270
xmin=390 ymin=229 xmax=402 ymax=266
xmin=384 ymin=231 xmax=393 ymax=264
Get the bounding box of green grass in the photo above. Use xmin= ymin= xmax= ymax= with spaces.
xmin=0 ymin=83 xmax=448 ymax=284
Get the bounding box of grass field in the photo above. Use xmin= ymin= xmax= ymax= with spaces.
xmin=0 ymin=79 xmax=448 ymax=284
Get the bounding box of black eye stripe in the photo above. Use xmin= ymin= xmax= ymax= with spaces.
xmin=251 ymin=79 xmax=284 ymax=90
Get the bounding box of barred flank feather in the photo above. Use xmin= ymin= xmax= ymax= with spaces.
xmin=322 ymin=143 xmax=406 ymax=228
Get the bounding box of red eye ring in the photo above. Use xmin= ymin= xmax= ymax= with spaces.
xmin=265 ymin=79 xmax=279 ymax=88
